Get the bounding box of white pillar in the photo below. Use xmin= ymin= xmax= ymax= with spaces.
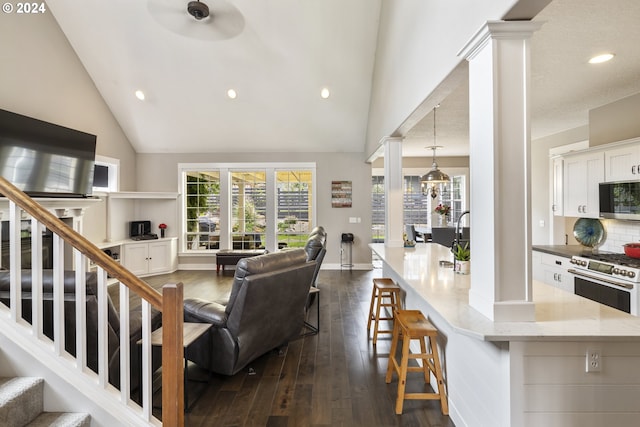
xmin=383 ymin=137 xmax=404 ymax=247
xmin=458 ymin=21 xmax=542 ymax=321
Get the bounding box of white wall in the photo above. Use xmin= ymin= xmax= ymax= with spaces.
xmin=0 ymin=335 xmax=122 ymax=427
xmin=590 ymin=92 xmax=640 ymax=147
xmin=364 ymin=0 xmax=523 ymax=159
xmin=0 ymin=9 xmax=137 ymax=190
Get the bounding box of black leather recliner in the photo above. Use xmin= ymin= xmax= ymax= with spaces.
xmin=0 ymin=270 xmax=162 ymax=392
xmin=304 ymin=226 xmax=327 ymax=287
xmin=183 ymin=249 xmax=316 ymax=376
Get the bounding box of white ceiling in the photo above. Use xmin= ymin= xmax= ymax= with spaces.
xmin=46 ymin=0 xmax=640 ymax=157
xmin=47 ymin=0 xmax=381 ymax=154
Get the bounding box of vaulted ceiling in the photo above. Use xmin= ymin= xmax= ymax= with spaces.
xmin=46 ymin=0 xmax=640 ymax=157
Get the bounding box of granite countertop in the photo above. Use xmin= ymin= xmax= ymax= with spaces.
xmin=532 ymin=244 xmax=596 ymax=258
xmin=370 ymin=243 xmax=640 ymax=342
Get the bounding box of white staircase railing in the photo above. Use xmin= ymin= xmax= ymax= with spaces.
xmin=0 ymin=176 xmax=184 ymax=427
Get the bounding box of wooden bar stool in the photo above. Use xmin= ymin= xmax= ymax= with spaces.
xmin=385 ymin=309 xmax=448 ymax=415
xmin=367 ymin=278 xmax=402 ymax=345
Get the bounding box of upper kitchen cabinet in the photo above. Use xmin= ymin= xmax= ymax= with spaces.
xmin=551 ymin=157 xmax=563 ymax=216
xmin=604 ymin=138 xmax=640 ymax=182
xmin=563 ymin=151 xmax=604 ymax=218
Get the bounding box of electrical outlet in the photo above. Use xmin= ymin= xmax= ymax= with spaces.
xmin=586 ymin=348 xmax=602 ymax=372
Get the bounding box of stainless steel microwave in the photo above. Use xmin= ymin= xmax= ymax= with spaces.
xmin=599 ymin=181 xmax=640 ymax=220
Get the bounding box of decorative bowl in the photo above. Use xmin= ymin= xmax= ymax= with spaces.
xmin=572 ymin=218 xmax=604 ymax=247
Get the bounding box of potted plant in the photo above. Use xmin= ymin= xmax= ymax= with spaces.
xmin=453 ymin=242 xmax=470 ymax=274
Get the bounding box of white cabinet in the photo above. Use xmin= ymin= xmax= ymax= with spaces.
xmin=551 ymin=157 xmax=563 ymax=216
xmin=604 ymin=141 xmax=640 ymax=182
xmin=563 ymin=151 xmax=604 ymax=218
xmin=532 ymin=251 xmax=574 ymax=293
xmin=122 ymin=238 xmax=177 ymax=277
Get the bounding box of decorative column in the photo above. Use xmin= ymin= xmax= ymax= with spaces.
xmin=383 ymin=137 xmax=404 ymax=247
xmin=458 ymin=21 xmax=542 ymax=321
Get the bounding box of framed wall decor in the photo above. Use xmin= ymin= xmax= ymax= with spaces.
xmin=331 ymin=180 xmax=352 ymax=208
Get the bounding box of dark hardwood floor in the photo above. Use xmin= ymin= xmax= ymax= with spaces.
xmin=142 ymin=268 xmax=455 ymax=427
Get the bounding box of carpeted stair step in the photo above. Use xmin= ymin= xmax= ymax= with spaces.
xmin=0 ymin=377 xmax=90 ymax=427
xmin=26 ymin=412 xmax=91 ymax=426
xmin=0 ymin=377 xmax=43 ymax=427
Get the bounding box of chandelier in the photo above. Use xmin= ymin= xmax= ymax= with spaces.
xmin=420 ymin=105 xmax=450 ymax=198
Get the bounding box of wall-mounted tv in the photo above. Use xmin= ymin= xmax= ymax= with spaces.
xmin=0 ymin=109 xmax=96 ymax=197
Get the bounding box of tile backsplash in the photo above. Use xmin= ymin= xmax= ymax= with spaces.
xmin=599 ymin=219 xmax=640 ymax=253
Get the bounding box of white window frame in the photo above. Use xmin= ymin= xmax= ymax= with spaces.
xmin=371 ymin=166 xmax=469 ymax=240
xmin=178 ymin=162 xmax=317 ymax=254
xmin=93 ymin=155 xmax=120 ymax=193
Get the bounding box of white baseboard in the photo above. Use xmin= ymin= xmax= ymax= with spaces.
xmin=178 ymin=262 xmax=374 ymax=271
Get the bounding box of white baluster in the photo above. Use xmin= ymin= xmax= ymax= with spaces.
xmin=53 ymin=233 xmax=65 ymax=356
xmin=119 ymin=282 xmax=131 ymax=404
xmin=9 ymin=202 xmax=21 ymax=322
xmin=75 ymin=249 xmax=87 ymax=372
xmin=141 ymin=300 xmax=153 ymax=421
xmin=30 ymin=218 xmax=44 ymax=338
xmin=97 ymin=267 xmax=109 ymax=388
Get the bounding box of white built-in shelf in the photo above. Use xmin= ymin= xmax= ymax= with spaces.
xmin=108 ymin=192 xmax=179 ymax=199
xmin=0 ymin=196 xmax=102 ymax=216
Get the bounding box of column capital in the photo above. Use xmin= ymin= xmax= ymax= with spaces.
xmin=458 ymin=20 xmax=543 ymax=61
xmin=379 ymin=136 xmax=404 ymax=146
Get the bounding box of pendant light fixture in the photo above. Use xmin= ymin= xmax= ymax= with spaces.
xmin=420 ymin=105 xmax=450 ymax=198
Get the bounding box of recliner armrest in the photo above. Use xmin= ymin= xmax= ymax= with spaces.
xmin=184 ymin=298 xmax=228 ymax=328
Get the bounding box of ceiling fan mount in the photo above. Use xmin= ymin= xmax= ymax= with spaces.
xmin=187 ymin=0 xmax=209 ymax=20
xmin=148 ymin=0 xmax=245 ymax=41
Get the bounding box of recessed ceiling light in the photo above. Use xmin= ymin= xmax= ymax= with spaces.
xmin=588 ymin=53 xmax=615 ymax=64
xmin=227 ymin=89 xmax=237 ymax=99
xmin=320 ymin=88 xmax=330 ymax=99
xmin=135 ymin=90 xmax=145 ymax=101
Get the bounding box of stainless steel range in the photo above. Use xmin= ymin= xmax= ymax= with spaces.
xmin=569 ymin=253 xmax=640 ymax=315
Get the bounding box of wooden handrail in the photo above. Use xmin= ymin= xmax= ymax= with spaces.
xmin=1 ymin=176 xmax=185 ymax=426
xmin=0 ymin=177 xmax=162 ymax=309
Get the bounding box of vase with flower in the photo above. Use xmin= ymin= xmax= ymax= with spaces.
xmin=159 ymin=223 xmax=167 ymax=238
xmin=434 ymin=203 xmax=451 ymax=226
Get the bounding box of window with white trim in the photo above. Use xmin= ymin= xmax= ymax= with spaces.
xmin=180 ymin=163 xmax=316 ymax=253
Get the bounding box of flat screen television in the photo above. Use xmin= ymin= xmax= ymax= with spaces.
xmin=0 ymin=109 xmax=97 ymax=197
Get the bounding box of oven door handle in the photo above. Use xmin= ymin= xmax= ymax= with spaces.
xmin=568 ymin=269 xmax=635 ymax=290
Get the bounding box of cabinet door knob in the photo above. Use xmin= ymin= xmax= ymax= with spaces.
xmin=633 ymin=165 xmax=637 ymax=175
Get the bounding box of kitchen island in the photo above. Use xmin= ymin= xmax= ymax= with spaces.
xmin=371 ymin=243 xmax=640 ymax=427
